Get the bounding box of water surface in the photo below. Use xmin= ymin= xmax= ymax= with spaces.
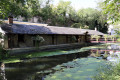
xmin=0 ymin=43 xmax=120 ymax=80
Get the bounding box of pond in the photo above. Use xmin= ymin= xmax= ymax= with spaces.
xmin=0 ymin=43 xmax=120 ymax=80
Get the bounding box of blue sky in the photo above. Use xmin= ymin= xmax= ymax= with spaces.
xmin=52 ymin=0 xmax=98 ymax=10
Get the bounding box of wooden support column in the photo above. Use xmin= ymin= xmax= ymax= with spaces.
xmin=52 ymin=35 xmax=55 ymax=45
xmin=56 ymin=35 xmax=57 ymax=45
xmin=85 ymin=31 xmax=88 ymax=42
xmin=78 ymin=36 xmax=81 ymax=43
xmin=66 ymin=35 xmax=68 ymax=43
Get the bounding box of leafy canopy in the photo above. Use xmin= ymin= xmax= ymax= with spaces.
xmin=102 ymin=0 xmax=120 ymax=22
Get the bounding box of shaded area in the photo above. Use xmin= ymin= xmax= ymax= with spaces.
xmin=0 ymin=43 xmax=120 ymax=80
xmin=4 ymin=51 xmax=89 ymax=80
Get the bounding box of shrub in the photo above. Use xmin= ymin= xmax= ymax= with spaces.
xmin=94 ymin=63 xmax=120 ymax=80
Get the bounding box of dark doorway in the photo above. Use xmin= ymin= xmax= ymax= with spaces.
xmin=18 ymin=34 xmax=24 ymax=42
xmin=8 ymin=34 xmax=14 ymax=48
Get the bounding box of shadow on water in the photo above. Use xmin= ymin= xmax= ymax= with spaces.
xmin=1 ymin=51 xmax=90 ymax=80
xmin=1 ymin=43 xmax=120 ymax=80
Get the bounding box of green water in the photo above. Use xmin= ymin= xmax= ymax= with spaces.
xmin=45 ymin=58 xmax=107 ymax=80
xmin=2 ymin=44 xmax=107 ymax=63
xmin=0 ymin=43 xmax=118 ymax=80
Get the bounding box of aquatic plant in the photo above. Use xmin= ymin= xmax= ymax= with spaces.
xmin=44 ymin=58 xmax=107 ymax=80
xmin=0 ymin=43 xmax=107 ymax=63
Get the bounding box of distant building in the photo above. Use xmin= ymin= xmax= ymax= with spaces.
xmin=107 ymin=21 xmax=120 ymax=35
xmin=108 ymin=24 xmax=115 ymax=35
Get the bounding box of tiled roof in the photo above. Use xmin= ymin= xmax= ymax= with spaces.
xmin=0 ymin=21 xmax=104 ymax=35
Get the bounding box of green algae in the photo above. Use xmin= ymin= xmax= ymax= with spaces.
xmin=1 ymin=43 xmax=110 ymax=63
xmin=44 ymin=58 xmax=107 ymax=80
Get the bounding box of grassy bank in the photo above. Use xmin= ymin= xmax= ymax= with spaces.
xmin=94 ymin=63 xmax=120 ymax=80
xmin=1 ymin=47 xmax=88 ymax=63
xmin=0 ymin=43 xmax=109 ymax=64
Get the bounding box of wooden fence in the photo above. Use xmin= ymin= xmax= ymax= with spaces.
xmin=90 ymin=38 xmax=118 ymax=43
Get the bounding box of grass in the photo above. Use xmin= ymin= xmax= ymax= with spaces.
xmin=94 ymin=62 xmax=120 ymax=80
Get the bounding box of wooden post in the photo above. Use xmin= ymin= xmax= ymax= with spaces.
xmin=66 ymin=35 xmax=68 ymax=43
xmin=52 ymin=35 xmax=54 ymax=45
xmin=56 ymin=35 xmax=57 ymax=45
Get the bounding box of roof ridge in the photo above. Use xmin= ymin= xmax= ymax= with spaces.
xmin=4 ymin=20 xmax=48 ymax=26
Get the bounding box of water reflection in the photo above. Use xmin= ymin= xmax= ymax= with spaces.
xmin=3 ymin=51 xmax=89 ymax=80
xmin=1 ymin=44 xmax=120 ymax=80
xmin=0 ymin=62 xmax=7 ymax=80
xmin=91 ymin=49 xmax=120 ymax=63
xmin=108 ymin=44 xmax=120 ymax=49
xmin=107 ymin=51 xmax=120 ymax=63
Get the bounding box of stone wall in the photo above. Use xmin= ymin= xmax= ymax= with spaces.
xmin=24 ymin=35 xmax=33 ymax=47
xmin=4 ymin=34 xmax=8 ymax=49
xmin=57 ymin=35 xmax=66 ymax=44
xmin=6 ymin=34 xmax=88 ymax=48
xmin=13 ymin=34 xmax=18 ymax=47
xmin=40 ymin=35 xmax=52 ymax=45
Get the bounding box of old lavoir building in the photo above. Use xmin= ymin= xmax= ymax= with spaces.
xmin=0 ymin=17 xmax=104 ymax=49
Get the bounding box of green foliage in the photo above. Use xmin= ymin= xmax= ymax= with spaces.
xmin=0 ymin=32 xmax=9 ymax=60
xmin=102 ymin=0 xmax=120 ymax=22
xmin=117 ymin=37 xmax=120 ymax=42
xmin=91 ymin=35 xmax=100 ymax=42
xmin=109 ymin=35 xmax=116 ymax=41
xmin=114 ymin=25 xmax=120 ymax=35
xmin=32 ymin=35 xmax=45 ymax=47
xmin=0 ymin=0 xmax=108 ymax=33
xmin=0 ymin=0 xmax=45 ymax=19
xmin=76 ymin=8 xmax=107 ymax=31
xmin=103 ymin=34 xmax=108 ymax=41
xmin=94 ymin=62 xmax=120 ymax=80
xmin=71 ymin=23 xmax=89 ymax=29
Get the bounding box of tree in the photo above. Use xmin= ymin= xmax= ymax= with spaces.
xmin=51 ymin=0 xmax=72 ymax=26
xmin=0 ymin=0 xmax=45 ymax=20
xmin=102 ymin=0 xmax=120 ymax=22
xmin=0 ymin=0 xmax=28 ymax=18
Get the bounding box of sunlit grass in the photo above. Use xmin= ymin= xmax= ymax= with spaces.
xmin=2 ymin=58 xmax=21 ymax=63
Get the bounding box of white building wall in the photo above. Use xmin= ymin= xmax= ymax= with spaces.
xmin=108 ymin=24 xmax=116 ymax=35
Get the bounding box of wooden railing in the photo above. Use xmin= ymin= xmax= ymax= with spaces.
xmin=90 ymin=38 xmax=118 ymax=43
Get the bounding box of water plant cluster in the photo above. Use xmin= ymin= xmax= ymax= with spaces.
xmin=44 ymin=58 xmax=107 ymax=80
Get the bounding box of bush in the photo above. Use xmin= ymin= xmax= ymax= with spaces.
xmin=94 ymin=63 xmax=120 ymax=80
